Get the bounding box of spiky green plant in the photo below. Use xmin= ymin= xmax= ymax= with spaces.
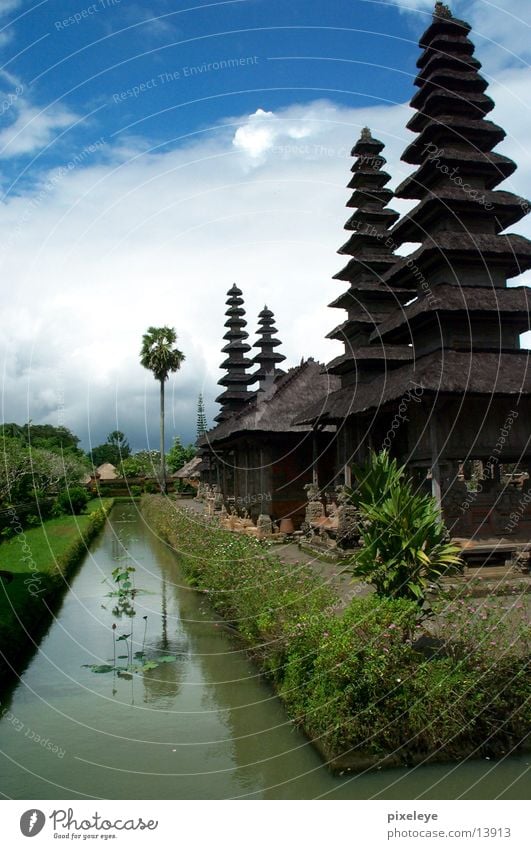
xmin=350 ymin=451 xmax=461 ymax=607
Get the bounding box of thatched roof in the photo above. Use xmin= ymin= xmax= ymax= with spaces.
xmin=173 ymin=456 xmax=202 ymax=479
xmin=372 ymin=285 xmax=531 ymax=342
xmin=294 ymin=350 xmax=531 ymax=425
xmin=395 ymin=148 xmax=516 ymax=198
xmin=97 ymin=463 xmax=118 ymax=480
xmin=392 ymin=189 xmax=528 ymax=244
xmin=402 ymin=116 xmax=505 ymax=165
xmin=327 ymin=345 xmax=414 ymax=375
xmin=200 ymin=359 xmax=340 ymax=446
xmin=384 ymin=233 xmax=531 ymax=287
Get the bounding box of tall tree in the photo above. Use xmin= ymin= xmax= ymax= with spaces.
xmin=196 ymin=393 xmax=207 ymax=440
xmin=140 ymin=327 xmax=185 ymax=492
xmin=107 ymin=430 xmax=130 ymax=460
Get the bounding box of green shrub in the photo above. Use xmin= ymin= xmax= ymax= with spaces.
xmin=129 ymin=485 xmax=142 ymax=498
xmin=55 ymin=486 xmax=90 ymax=515
xmin=350 ymin=451 xmax=461 ymax=605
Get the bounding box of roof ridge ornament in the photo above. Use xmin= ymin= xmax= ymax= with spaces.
xmin=434 ymin=1 xmax=452 ymax=18
xmin=360 ymin=126 xmax=372 ymax=141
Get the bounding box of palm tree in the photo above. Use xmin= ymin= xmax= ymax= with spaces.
xmin=140 ymin=327 xmax=185 ymax=493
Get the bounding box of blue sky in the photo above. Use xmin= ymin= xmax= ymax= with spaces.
xmin=1 ymin=0 xmax=530 ymax=450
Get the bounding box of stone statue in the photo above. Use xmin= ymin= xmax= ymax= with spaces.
xmin=304 ymin=482 xmax=325 ymax=530
xmin=257 ymin=514 xmax=273 ymax=537
xmin=335 ymin=484 xmax=362 ymax=549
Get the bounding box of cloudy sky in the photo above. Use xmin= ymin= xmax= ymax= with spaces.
xmin=0 ymin=0 xmax=530 ymax=451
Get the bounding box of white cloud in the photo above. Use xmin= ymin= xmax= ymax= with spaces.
xmin=0 ymin=102 xmax=79 ymax=159
xmin=232 ymin=108 xmax=313 ymax=163
xmin=0 ymin=0 xmax=23 ymax=13
xmin=392 ymin=0 xmax=434 ymax=11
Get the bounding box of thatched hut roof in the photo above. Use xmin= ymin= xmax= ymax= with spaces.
xmin=173 ymin=456 xmax=202 ymax=479
xmin=96 ymin=463 xmax=118 ymax=480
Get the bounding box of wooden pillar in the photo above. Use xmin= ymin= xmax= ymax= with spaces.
xmin=259 ymin=446 xmax=266 ymax=514
xmin=343 ymin=426 xmax=352 ymax=486
xmin=429 ymin=414 xmax=442 ymax=508
xmin=312 ymin=429 xmax=319 ymax=487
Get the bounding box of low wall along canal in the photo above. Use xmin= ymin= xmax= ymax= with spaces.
xmin=0 ymin=502 xmax=528 ymax=799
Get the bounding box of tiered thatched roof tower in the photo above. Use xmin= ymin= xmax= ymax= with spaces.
xmin=251 ymin=306 xmax=286 ymax=391
xmin=327 ymin=127 xmax=416 ymax=385
xmin=214 ymin=285 xmax=253 ymax=423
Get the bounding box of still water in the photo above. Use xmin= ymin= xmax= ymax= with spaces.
xmin=0 ymin=503 xmax=528 ymax=799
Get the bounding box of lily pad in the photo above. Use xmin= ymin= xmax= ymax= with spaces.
xmin=82 ymin=664 xmax=115 ymax=674
xmin=157 ymin=655 xmax=178 ymax=663
xmin=140 ymin=661 xmax=159 ymax=672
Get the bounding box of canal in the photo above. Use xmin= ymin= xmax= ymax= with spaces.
xmin=0 ymin=503 xmax=528 ymax=799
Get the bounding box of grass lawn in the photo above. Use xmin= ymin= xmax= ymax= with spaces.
xmin=0 ymin=498 xmax=113 ymax=683
xmin=0 ymin=498 xmax=112 ymax=577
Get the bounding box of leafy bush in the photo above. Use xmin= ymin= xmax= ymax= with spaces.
xmin=350 ymin=451 xmax=461 ymax=605
xmin=55 ymin=486 xmax=90 ymax=515
xmin=129 ymin=485 xmax=142 ymax=498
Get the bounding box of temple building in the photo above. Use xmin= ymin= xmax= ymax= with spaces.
xmin=199 ymin=288 xmax=339 ymax=527
xmin=297 ymin=1 xmax=531 ymax=540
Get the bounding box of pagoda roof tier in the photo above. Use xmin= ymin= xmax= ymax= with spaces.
xmin=252 ymin=336 xmax=283 ymax=349
xmin=395 ymin=148 xmax=517 ymax=198
xmin=327 ymin=312 xmax=393 ymax=341
xmin=401 ymin=116 xmax=505 ymax=164
xmin=412 ymin=68 xmax=488 ymax=105
xmin=219 ymin=355 xmax=253 ymax=370
xmin=347 ymin=169 xmax=391 ymax=190
xmin=417 ymin=34 xmax=475 ymax=69
xmin=224 ymin=311 xmax=246 ymax=323
xmin=327 ymin=345 xmax=414 ymax=375
xmin=351 ymin=130 xmax=385 ymax=156
xmin=217 ymin=375 xmax=255 ymax=390
xmin=329 ymin=282 xmax=415 ymax=310
xmin=334 ymin=255 xmax=398 ymax=281
xmin=215 ymin=386 xmax=253 ymax=401
xmin=225 ymin=297 xmax=244 ymax=309
xmin=294 ymin=350 xmax=531 ymax=425
xmin=344 ymin=207 xmax=400 ymax=229
xmin=407 ymin=90 xmax=494 ymax=133
xmin=252 ymin=350 xmax=286 ymax=364
xmin=352 ymin=154 xmax=386 ymax=172
xmin=346 ymin=187 xmax=394 ymax=208
xmin=383 ymin=233 xmax=531 ymax=287
xmin=391 ymin=189 xmax=530 ymax=244
xmin=223 ymin=322 xmax=247 ymax=334
xmin=419 ymin=9 xmax=471 ymax=48
xmin=415 ymin=51 xmax=481 ymax=81
xmin=372 ymin=284 xmax=531 ymax=343
xmin=221 ymin=339 xmax=251 ymax=352
xmin=338 ymin=231 xmax=400 ymax=256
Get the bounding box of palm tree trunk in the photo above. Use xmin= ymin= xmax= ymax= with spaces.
xmin=160 ymin=379 xmax=166 ymax=493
